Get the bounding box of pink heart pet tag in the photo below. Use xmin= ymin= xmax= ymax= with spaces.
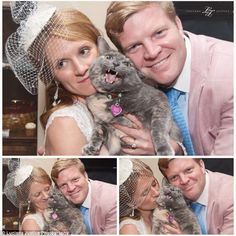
xmin=111 ymin=103 xmax=123 ymax=116
xmin=51 ymin=212 xmax=58 ymax=220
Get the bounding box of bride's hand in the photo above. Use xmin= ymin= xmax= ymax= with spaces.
xmin=113 ymin=114 xmax=184 ymax=155
xmin=161 ymin=220 xmax=182 ymax=234
xmin=113 ymin=114 xmax=155 ymax=155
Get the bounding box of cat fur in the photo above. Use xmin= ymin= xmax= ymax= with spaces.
xmin=83 ymin=37 xmax=182 ymax=155
xmin=43 ymin=187 xmax=86 ymax=234
xmin=152 ymin=178 xmax=201 ymax=234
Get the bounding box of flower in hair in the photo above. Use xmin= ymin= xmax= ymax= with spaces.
xmin=14 ymin=165 xmax=33 ymax=186
xmin=119 ymin=158 xmax=133 ymax=185
xmin=21 ymin=4 xmax=56 ymax=50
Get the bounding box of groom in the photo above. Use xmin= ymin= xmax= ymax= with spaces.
xmin=51 ymin=158 xmax=117 ymax=234
xmin=158 ymin=158 xmax=233 ymax=234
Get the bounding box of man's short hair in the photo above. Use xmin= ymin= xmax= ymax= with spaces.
xmin=105 ymin=1 xmax=176 ymax=51
xmin=51 ymin=158 xmax=86 ymax=185
xmin=158 ymin=158 xmax=202 ymax=178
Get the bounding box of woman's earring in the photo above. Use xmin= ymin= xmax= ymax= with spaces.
xmin=52 ymin=81 xmax=61 ymax=106
xmin=130 ymin=207 xmax=134 ymax=217
xmin=26 ymin=200 xmax=31 ymax=214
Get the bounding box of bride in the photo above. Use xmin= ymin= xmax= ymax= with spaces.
xmin=6 ymin=2 xmax=105 ymax=155
xmin=4 ymin=165 xmax=51 ymax=232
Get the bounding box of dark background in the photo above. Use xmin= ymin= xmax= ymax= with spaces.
xmin=174 ymin=1 xmax=233 ymax=42
xmin=81 ymin=158 xmax=117 ymax=184
xmin=202 ymin=158 xmax=233 ymax=176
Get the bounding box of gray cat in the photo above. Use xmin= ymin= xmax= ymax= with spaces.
xmin=43 ymin=187 xmax=86 ymax=234
xmin=152 ymin=178 xmax=201 ymax=234
xmin=83 ymin=37 xmax=181 ymax=155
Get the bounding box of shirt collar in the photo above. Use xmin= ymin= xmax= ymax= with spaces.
xmin=82 ymin=180 xmax=91 ymax=209
xmin=196 ymin=171 xmax=209 ymax=206
xmin=173 ymin=35 xmax=191 ymax=93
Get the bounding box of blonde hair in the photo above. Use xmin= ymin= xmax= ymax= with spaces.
xmin=51 ymin=8 xmax=101 ymax=43
xmin=158 ymin=158 xmax=202 ymax=178
xmin=51 ymin=159 xmax=86 ymax=185
xmin=39 ymin=8 xmax=101 ymax=128
xmin=105 ymin=1 xmax=176 ymax=51
xmin=19 ymin=167 xmax=51 ymax=221
xmin=17 ymin=167 xmax=52 ymax=200
xmin=31 ymin=167 xmax=52 ymax=185
xmin=120 ymin=159 xmax=154 ymax=221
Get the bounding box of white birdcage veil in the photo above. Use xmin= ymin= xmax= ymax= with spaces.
xmin=10 ymin=1 xmax=37 ymax=24
xmin=119 ymin=158 xmax=154 ymax=218
xmin=5 ymin=1 xmax=69 ymax=95
xmin=4 ymin=162 xmax=34 ymax=208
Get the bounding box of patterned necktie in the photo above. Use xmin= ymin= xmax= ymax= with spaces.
xmin=191 ymin=202 xmax=207 ymax=234
xmin=165 ymin=88 xmax=195 ymax=155
xmin=80 ymin=205 xmax=92 ymax=234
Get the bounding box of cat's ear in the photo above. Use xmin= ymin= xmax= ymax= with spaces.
xmin=97 ymin=36 xmax=111 ymax=54
xmin=162 ymin=177 xmax=170 ymax=186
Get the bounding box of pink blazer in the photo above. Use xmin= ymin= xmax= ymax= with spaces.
xmin=206 ymin=170 xmax=233 ymax=234
xmin=186 ymin=31 xmax=233 ymax=155
xmin=89 ymin=180 xmax=117 ymax=234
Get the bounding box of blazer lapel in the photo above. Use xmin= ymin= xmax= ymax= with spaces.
xmin=187 ymin=31 xmax=208 ymax=154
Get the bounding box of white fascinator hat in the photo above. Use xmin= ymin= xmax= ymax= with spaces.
xmin=5 ymin=1 xmax=59 ymax=95
xmin=119 ymin=158 xmax=155 ymax=217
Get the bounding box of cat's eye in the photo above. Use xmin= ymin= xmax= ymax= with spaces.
xmin=105 ymin=55 xmax=112 ymax=60
xmin=165 ymin=191 xmax=172 ymax=197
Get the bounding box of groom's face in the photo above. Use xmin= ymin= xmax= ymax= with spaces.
xmin=118 ymin=4 xmax=186 ymax=87
xmin=56 ymin=165 xmax=89 ymax=205
xmin=164 ymin=158 xmax=206 ymax=201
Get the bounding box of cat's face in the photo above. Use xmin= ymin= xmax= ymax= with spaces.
xmin=157 ymin=178 xmax=185 ymax=208
xmin=48 ymin=187 xmax=69 ymax=209
xmin=89 ymin=37 xmax=143 ymax=93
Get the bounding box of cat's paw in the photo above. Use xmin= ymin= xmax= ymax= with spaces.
xmin=82 ymin=145 xmax=100 ymax=156
xmin=156 ymin=145 xmax=175 ymax=156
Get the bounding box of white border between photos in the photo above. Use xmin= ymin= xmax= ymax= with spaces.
xmin=0 ymin=0 xmax=236 ymax=235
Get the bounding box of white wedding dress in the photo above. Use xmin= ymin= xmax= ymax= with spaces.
xmin=21 ymin=213 xmax=45 ymax=231
xmin=120 ymin=217 xmax=149 ymax=234
xmin=45 ymin=101 xmax=94 ymax=142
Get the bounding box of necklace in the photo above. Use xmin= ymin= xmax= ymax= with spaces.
xmin=107 ymin=93 xmax=123 ymax=117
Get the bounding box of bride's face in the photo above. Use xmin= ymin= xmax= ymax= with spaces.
xmin=134 ymin=176 xmax=160 ymax=211
xmin=29 ymin=182 xmax=51 ymax=212
xmin=46 ymin=37 xmax=98 ymax=98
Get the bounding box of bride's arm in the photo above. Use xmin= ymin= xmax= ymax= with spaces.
xmin=45 ymin=117 xmax=87 ymax=155
xmin=21 ymin=219 xmax=41 ymax=232
xmin=120 ymin=224 xmax=140 ymax=234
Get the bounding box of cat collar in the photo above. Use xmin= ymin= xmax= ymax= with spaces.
xmin=107 ymin=93 xmax=123 ymax=117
